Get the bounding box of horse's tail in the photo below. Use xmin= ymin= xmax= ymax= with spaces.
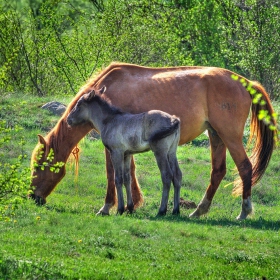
xmin=149 ymin=117 xmax=180 ymax=142
xmin=233 ymin=81 xmax=277 ymax=195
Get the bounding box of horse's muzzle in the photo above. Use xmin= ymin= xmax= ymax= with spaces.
xmin=29 ymin=193 xmax=46 ymax=206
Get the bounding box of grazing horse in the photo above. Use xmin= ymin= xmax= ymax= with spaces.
xmin=30 ymin=62 xmax=277 ymax=220
xmin=66 ymin=86 xmax=182 ymax=215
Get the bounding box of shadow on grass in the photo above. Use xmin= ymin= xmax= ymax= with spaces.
xmin=147 ymin=214 xmax=280 ymax=231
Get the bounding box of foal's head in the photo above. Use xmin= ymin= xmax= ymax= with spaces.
xmin=66 ymin=86 xmax=106 ymax=126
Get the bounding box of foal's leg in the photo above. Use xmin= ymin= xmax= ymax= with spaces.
xmin=152 ymin=145 xmax=173 ymax=216
xmin=109 ymin=150 xmax=125 ymax=215
xmin=167 ymin=138 xmax=182 ymax=215
xmin=123 ymin=154 xmax=134 ymax=213
xmin=190 ymin=131 xmax=226 ymax=218
xmin=97 ymin=149 xmax=142 ymax=215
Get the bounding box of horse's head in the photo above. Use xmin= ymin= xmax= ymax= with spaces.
xmin=30 ymin=134 xmax=66 ymax=205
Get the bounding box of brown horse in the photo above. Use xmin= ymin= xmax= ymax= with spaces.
xmin=31 ymin=62 xmax=276 ymax=220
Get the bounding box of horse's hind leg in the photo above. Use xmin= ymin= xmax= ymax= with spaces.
xmin=123 ymin=154 xmax=134 ymax=213
xmin=190 ymin=130 xmax=226 ymax=218
xmin=225 ymin=142 xmax=253 ymax=220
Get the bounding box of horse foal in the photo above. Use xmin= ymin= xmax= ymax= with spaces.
xmin=66 ymin=86 xmax=182 ymax=216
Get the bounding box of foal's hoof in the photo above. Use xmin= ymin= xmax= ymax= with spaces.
xmin=172 ymin=209 xmax=180 ymax=215
xmin=157 ymin=210 xmax=167 ymax=217
xmin=126 ymin=204 xmax=134 ymax=214
xmin=117 ymin=208 xmax=125 ymax=215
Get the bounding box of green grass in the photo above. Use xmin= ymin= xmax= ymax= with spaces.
xmin=0 ymin=94 xmax=280 ymax=279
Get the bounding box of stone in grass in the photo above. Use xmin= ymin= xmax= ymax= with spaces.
xmin=41 ymin=101 xmax=66 ymax=116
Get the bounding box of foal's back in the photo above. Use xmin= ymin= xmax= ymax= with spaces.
xmin=102 ymin=110 xmax=179 ymax=154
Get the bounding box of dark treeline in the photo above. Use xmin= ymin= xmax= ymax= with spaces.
xmin=0 ymin=0 xmax=279 ymax=98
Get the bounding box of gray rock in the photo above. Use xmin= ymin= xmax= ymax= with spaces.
xmin=41 ymin=101 xmax=67 ymax=116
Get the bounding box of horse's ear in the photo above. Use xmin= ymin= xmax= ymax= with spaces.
xmin=86 ymin=90 xmax=95 ymax=101
xmin=99 ymin=86 xmax=106 ymax=95
xmin=37 ymin=134 xmax=46 ymax=152
xmin=37 ymin=134 xmax=46 ymax=146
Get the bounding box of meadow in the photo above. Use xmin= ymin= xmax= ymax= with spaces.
xmin=0 ymin=94 xmax=279 ymax=279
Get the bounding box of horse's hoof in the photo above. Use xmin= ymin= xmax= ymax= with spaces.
xmin=189 ymin=210 xmax=201 ymax=219
xmin=96 ymin=211 xmax=109 ymax=216
xmin=236 ymin=197 xmax=253 ymax=220
xmin=96 ymin=204 xmax=112 ymax=216
xmin=29 ymin=194 xmax=46 ymax=206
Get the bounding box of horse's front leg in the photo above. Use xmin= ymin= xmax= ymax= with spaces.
xmin=97 ymin=148 xmax=117 ymax=215
xmin=124 ymin=155 xmax=134 ymax=213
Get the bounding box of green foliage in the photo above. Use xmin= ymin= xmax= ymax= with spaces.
xmin=0 ymin=0 xmax=279 ymax=98
xmin=0 ymin=120 xmax=31 ymax=217
xmin=32 ymin=144 xmax=65 ymax=173
xmin=0 ymin=95 xmax=65 ymax=218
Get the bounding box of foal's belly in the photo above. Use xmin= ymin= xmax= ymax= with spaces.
xmin=125 ymin=135 xmax=150 ymax=154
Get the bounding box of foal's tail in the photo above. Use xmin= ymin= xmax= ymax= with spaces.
xmin=149 ymin=117 xmax=180 ymax=142
xmin=233 ymin=81 xmax=277 ymax=195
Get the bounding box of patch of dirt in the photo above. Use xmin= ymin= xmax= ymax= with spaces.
xmin=179 ymin=198 xmax=197 ymax=209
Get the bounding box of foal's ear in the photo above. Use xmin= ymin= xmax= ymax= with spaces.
xmin=99 ymin=86 xmax=106 ymax=95
xmin=86 ymin=90 xmax=95 ymax=101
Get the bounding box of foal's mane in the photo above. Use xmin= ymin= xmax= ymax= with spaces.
xmin=91 ymin=92 xmax=124 ymax=116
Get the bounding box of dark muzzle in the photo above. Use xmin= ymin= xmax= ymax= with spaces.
xmin=29 ymin=193 xmax=46 ymax=206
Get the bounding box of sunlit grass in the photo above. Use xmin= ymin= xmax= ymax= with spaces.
xmin=0 ymin=94 xmax=280 ymax=279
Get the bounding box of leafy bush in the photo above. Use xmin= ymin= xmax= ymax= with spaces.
xmin=0 ymin=121 xmax=31 ymax=218
xmin=1 ymin=0 xmax=279 ymax=98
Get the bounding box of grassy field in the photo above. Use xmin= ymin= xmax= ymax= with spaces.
xmin=0 ymin=94 xmax=280 ymax=279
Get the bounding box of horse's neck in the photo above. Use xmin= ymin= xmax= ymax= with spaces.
xmin=50 ymin=119 xmax=92 ymax=162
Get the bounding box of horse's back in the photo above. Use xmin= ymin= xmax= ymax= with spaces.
xmin=93 ymin=63 xmax=252 ymax=144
